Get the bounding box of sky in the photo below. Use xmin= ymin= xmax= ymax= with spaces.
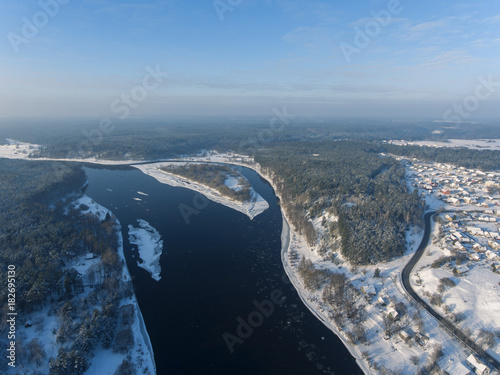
xmin=0 ymin=0 xmax=500 ymax=121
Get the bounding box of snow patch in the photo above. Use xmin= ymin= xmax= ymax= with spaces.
xmin=71 ymin=195 xmax=111 ymax=221
xmin=0 ymin=138 xmax=42 ymax=159
xmin=224 ymin=176 xmax=242 ymax=191
xmin=128 ymin=220 xmax=164 ymax=282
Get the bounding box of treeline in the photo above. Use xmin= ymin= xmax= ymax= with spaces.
xmin=6 ymin=119 xmax=500 ymax=162
xmin=297 ymin=257 xmax=367 ymax=342
xmin=161 ymin=163 xmax=253 ymax=202
xmin=0 ymin=159 xmax=140 ymax=374
xmin=381 ymin=143 xmax=500 ymax=171
xmin=256 ymin=141 xmax=424 ymax=264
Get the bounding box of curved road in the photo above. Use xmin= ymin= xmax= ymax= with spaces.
xmin=401 ymin=211 xmax=500 ymax=371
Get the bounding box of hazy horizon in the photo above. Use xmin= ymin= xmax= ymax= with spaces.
xmin=1 ymin=0 xmax=500 ymax=121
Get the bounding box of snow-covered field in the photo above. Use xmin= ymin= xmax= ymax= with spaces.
xmin=0 ymin=138 xmax=149 ymax=164
xmin=0 ymin=138 xmax=42 ymax=159
xmin=133 ymin=162 xmax=269 ymax=220
xmin=390 ymin=139 xmax=500 ymax=150
xmin=73 ymin=195 xmax=113 ymax=221
xmin=224 ymin=176 xmax=242 ymax=191
xmin=411 ymin=216 xmax=500 ymax=358
xmin=128 ymin=219 xmax=164 ymax=282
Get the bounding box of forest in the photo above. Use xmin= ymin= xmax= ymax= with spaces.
xmin=0 ymin=121 xmax=499 ymax=371
xmin=0 ymin=159 xmax=140 ymax=374
xmin=380 ymin=143 xmax=500 ymax=171
xmin=3 ymin=120 xmax=497 ymax=267
xmin=160 ymin=163 xmax=253 ymax=202
xmin=2 ymin=119 xmax=499 ymax=162
xmin=255 ymin=141 xmax=425 ymax=264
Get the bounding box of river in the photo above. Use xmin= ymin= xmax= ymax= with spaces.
xmin=83 ymin=164 xmax=363 ymax=375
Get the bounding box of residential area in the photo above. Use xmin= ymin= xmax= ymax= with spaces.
xmin=401 ymin=157 xmax=500 ymax=375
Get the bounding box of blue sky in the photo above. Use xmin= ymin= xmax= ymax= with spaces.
xmin=1 ymin=0 xmax=499 ymax=120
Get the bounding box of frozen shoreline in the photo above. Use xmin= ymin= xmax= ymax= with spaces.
xmin=0 ymin=149 xmax=442 ymax=373
xmin=72 ymin=196 xmax=157 ymax=374
xmin=247 ymin=168 xmax=371 ymax=374
xmin=133 ymin=162 xmax=269 ymax=220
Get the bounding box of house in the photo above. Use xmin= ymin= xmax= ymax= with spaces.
xmin=485 ymin=250 xmax=500 ymax=262
xmin=377 ymin=296 xmax=388 ymax=306
xmin=25 ymin=320 xmax=32 ymax=328
xmin=455 ymin=265 xmax=470 ymax=275
xmin=473 ymin=244 xmax=486 ymax=252
xmin=467 ymin=253 xmax=480 ymax=262
xmin=399 ymin=329 xmax=411 ymax=341
xmin=86 ymin=253 xmax=96 ymax=260
xmin=445 ymin=362 xmax=472 ymax=375
xmin=490 ymin=233 xmax=500 ymax=241
xmin=361 ymin=285 xmax=377 ymax=296
xmin=414 ymin=333 xmax=429 ymax=347
xmin=387 ymin=309 xmax=399 ymax=320
xmin=488 ymin=241 xmax=500 ymax=250
xmin=466 ymin=354 xmax=490 ymax=375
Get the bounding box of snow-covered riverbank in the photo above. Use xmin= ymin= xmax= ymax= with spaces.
xmin=192 ymin=154 xmax=479 ymax=375
xmin=3 ymin=147 xmax=480 ymax=373
xmin=71 ymin=196 xmax=157 ymax=374
xmin=133 ymin=162 xmax=269 ymax=220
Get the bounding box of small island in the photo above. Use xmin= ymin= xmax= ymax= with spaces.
xmin=133 ymin=162 xmax=269 ymax=220
xmin=160 ymin=163 xmax=255 ymax=203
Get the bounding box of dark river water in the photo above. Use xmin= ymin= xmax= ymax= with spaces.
xmin=83 ymin=164 xmax=363 ymax=375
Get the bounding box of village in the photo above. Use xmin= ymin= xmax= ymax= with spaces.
xmin=404 ymin=158 xmax=500 ymax=272
xmin=184 ymin=151 xmax=500 ymax=374
xmin=401 ymin=157 xmax=500 ymax=375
